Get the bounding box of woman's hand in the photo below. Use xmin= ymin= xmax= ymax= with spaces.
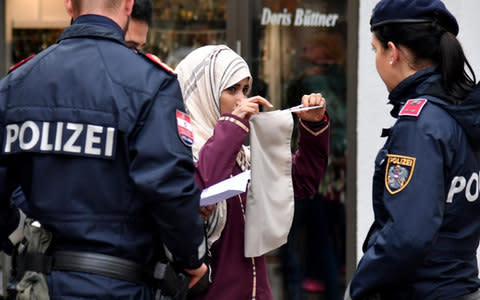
xmin=200 ymin=204 xmax=216 ymax=221
xmin=295 ymin=93 xmax=327 ymax=122
xmin=231 ymin=96 xmax=273 ymax=121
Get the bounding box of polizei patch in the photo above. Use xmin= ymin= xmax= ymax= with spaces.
xmin=385 ymin=154 xmax=416 ymax=194
xmin=3 ymin=120 xmax=117 ymax=159
xmin=176 ymin=110 xmax=194 ymax=147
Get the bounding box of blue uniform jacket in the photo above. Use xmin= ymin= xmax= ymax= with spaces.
xmin=0 ymin=15 xmax=205 ymax=299
xmin=350 ymin=67 xmax=480 ymax=299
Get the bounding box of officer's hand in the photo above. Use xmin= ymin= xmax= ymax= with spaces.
xmin=184 ymin=263 xmax=208 ymax=288
xmin=200 ymin=204 xmax=216 ymax=221
xmin=295 ymin=93 xmax=326 ymax=122
xmin=231 ymin=96 xmax=273 ymax=121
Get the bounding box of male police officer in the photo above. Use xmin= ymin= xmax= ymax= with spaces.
xmin=125 ymin=0 xmax=152 ymax=51
xmin=0 ymin=0 xmax=207 ymax=299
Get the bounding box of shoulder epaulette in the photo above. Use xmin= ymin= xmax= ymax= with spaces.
xmin=8 ymin=55 xmax=35 ymax=74
xmin=143 ymin=53 xmax=176 ymax=75
xmin=399 ymin=98 xmax=428 ymax=118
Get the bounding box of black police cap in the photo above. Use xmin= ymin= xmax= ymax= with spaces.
xmin=370 ymin=0 xmax=459 ymax=36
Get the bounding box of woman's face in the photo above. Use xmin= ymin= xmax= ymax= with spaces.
xmin=371 ymin=33 xmax=395 ymax=92
xmin=220 ymin=77 xmax=250 ymax=115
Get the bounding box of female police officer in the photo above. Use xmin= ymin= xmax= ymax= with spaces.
xmin=346 ymin=0 xmax=480 ymax=299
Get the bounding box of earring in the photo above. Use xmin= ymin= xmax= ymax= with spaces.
xmin=389 ymin=61 xmax=393 ymax=65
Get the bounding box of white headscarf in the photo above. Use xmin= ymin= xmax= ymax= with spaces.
xmin=175 ymin=45 xmax=252 ymax=170
xmin=176 ymin=46 xmax=295 ymax=257
xmin=175 ymin=45 xmax=253 ymax=249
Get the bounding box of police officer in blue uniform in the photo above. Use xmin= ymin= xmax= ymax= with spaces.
xmin=345 ymin=0 xmax=480 ymax=299
xmin=0 ymin=0 xmax=207 ymax=299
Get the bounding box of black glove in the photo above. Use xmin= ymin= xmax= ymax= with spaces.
xmin=187 ymin=264 xmax=211 ymax=298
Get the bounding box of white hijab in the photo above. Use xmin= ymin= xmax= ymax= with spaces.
xmin=175 ymin=45 xmax=252 ymax=249
xmin=175 ymin=45 xmax=252 ymax=170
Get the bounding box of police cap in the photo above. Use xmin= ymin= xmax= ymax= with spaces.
xmin=370 ymin=0 xmax=459 ymax=36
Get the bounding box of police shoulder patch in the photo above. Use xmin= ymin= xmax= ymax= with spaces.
xmin=8 ymin=55 xmax=35 ymax=74
xmin=399 ymin=99 xmax=428 ymax=118
xmin=385 ymin=154 xmax=416 ymax=194
xmin=144 ymin=53 xmax=176 ymax=75
xmin=176 ymin=110 xmax=194 ymax=147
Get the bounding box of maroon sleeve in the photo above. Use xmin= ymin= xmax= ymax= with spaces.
xmin=194 ymin=114 xmax=249 ymax=189
xmin=292 ymin=119 xmax=330 ymax=199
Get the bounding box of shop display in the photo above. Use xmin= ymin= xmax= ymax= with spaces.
xmin=11 ymin=29 xmax=63 ymax=65
xmin=145 ymin=0 xmax=227 ymax=68
xmin=254 ymin=0 xmax=348 ymax=298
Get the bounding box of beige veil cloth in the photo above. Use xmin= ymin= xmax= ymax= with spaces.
xmin=175 ymin=45 xmax=252 ymax=248
xmin=245 ymin=111 xmax=294 ymax=257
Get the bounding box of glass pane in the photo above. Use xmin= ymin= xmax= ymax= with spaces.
xmin=252 ymin=0 xmax=347 ymax=298
xmin=11 ymin=29 xmax=63 ymax=65
xmin=147 ymin=0 xmax=227 ymax=68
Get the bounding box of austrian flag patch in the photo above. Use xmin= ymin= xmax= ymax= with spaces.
xmin=385 ymin=154 xmax=416 ymax=194
xmin=176 ymin=110 xmax=194 ymax=147
xmin=399 ymin=99 xmax=427 ymax=117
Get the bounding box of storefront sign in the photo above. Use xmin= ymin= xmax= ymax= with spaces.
xmin=260 ymin=7 xmax=339 ymax=27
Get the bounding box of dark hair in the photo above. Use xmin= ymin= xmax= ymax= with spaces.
xmin=373 ymin=22 xmax=476 ymax=101
xmin=132 ymin=0 xmax=153 ymax=26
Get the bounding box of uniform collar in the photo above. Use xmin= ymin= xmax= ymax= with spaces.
xmin=387 ymin=66 xmax=441 ymax=117
xmin=388 ymin=66 xmax=438 ymax=105
xmin=58 ymin=14 xmax=125 ymax=45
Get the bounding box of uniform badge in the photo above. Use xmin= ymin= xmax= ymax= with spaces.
xmin=385 ymin=154 xmax=416 ymax=194
xmin=399 ymin=99 xmax=427 ymax=117
xmin=176 ymin=110 xmax=194 ymax=147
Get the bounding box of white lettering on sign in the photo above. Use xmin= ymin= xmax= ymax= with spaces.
xmin=261 ymin=8 xmax=292 ymax=26
xmin=260 ymin=7 xmax=339 ymax=28
xmin=294 ymin=8 xmax=339 ymax=27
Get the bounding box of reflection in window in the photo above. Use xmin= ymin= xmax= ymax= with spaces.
xmin=146 ymin=0 xmax=227 ymax=68
xmin=11 ymin=29 xmax=63 ymax=65
xmin=253 ymin=1 xmax=347 ymax=298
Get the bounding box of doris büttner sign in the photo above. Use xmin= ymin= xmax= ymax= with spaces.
xmin=260 ymin=8 xmax=339 ymax=27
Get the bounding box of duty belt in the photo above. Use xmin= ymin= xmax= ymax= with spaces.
xmin=15 ymin=250 xmax=149 ymax=285
xmin=12 ymin=250 xmax=192 ymax=299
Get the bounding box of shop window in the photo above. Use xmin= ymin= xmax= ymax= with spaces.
xmin=146 ymin=0 xmax=227 ymax=68
xmin=11 ymin=28 xmax=63 ymax=65
xmin=253 ymin=0 xmax=347 ymax=298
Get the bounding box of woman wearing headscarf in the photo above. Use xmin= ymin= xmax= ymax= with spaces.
xmin=175 ymin=45 xmax=330 ymax=299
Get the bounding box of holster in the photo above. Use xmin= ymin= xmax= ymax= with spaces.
xmin=7 ymin=219 xmax=51 ymax=300
xmin=152 ymin=262 xmax=189 ymax=300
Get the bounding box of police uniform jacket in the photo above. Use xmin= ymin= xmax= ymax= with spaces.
xmin=350 ymin=67 xmax=480 ymax=299
xmin=0 ymin=15 xmax=205 ymax=299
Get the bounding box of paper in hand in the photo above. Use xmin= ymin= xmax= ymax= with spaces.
xmin=200 ymin=170 xmax=251 ymax=207
xmin=283 ymin=104 xmax=323 ymax=113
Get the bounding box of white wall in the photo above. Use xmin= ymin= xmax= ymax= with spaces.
xmin=356 ymin=0 xmax=480 ymax=273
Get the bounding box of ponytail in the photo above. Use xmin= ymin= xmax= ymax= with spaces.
xmin=439 ymin=31 xmax=476 ymax=99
